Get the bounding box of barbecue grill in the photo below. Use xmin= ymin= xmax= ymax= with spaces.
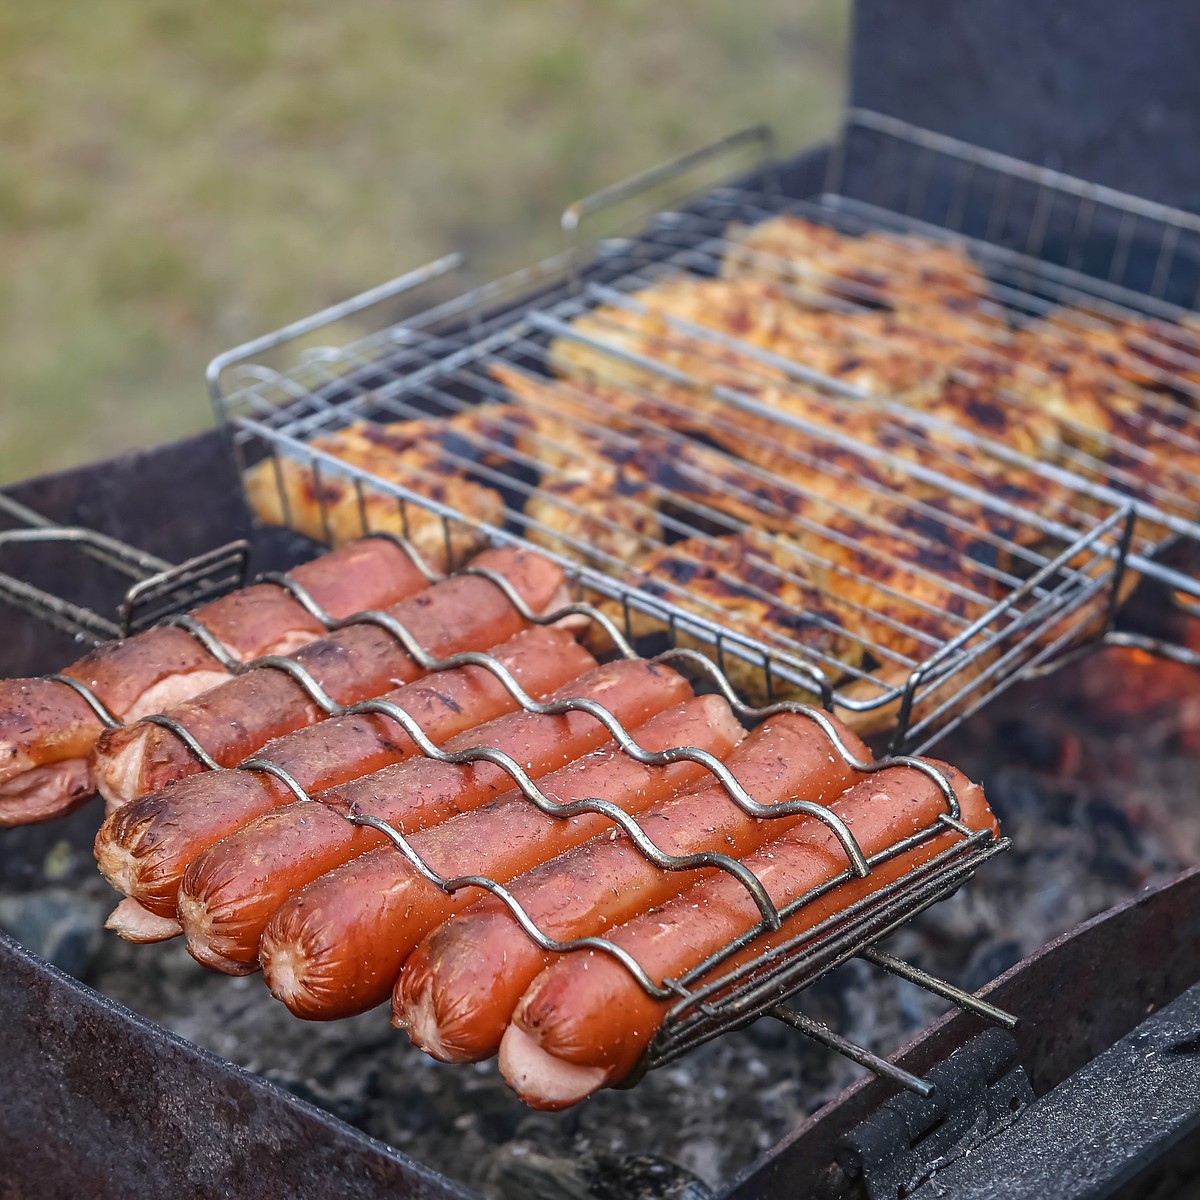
xmin=4 ymin=3 xmax=1200 ymax=1197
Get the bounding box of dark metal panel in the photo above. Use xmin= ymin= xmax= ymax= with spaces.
xmin=4 ymin=430 xmax=247 ymax=562
xmin=850 ymin=0 xmax=1200 ymax=213
xmin=907 ymin=982 xmax=1200 ymax=1199
xmin=0 ymin=930 xmax=477 ymax=1200
xmin=722 ymin=866 xmax=1200 ymax=1200
xmin=841 ymin=1030 xmax=1034 ymax=1199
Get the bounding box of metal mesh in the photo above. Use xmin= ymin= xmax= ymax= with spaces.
xmin=214 ymin=228 xmax=1146 ymax=751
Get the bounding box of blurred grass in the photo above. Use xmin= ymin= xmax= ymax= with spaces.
xmin=0 ymin=1 xmax=849 ymax=483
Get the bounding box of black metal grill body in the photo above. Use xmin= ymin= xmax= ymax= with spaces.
xmin=851 ymin=0 xmax=1200 ymax=213
xmin=5 ymin=2 xmax=1200 ymax=1196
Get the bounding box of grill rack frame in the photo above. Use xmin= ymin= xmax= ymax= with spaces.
xmin=101 ymin=527 xmax=1014 ymax=1095
xmin=214 ymin=288 xmax=1144 ymax=754
xmin=209 ymin=110 xmax=1200 ymax=753
xmin=229 ymin=411 xmax=1134 ymax=755
xmin=0 ymin=492 xmax=251 ymax=649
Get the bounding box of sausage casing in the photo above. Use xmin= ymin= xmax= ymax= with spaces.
xmin=94 ymin=626 xmax=595 ymax=918
xmin=260 ymin=694 xmax=743 ymax=1019
xmin=177 ymin=658 xmax=691 ymax=974
xmin=91 ymin=546 xmax=565 ymax=808
xmin=501 ymin=762 xmax=997 ymax=1107
xmin=393 ymin=711 xmax=870 ymax=1062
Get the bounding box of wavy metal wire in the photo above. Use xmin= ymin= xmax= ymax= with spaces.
xmin=34 ymin=530 xmax=431 ymax=732
xmin=120 ymin=544 xmax=989 ymax=1009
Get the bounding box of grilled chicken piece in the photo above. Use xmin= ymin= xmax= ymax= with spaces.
xmin=494 ymin=361 xmax=895 ymax=529
xmin=495 ymin=358 xmax=969 ymax=543
xmin=244 ymin=415 xmax=507 ymax=569
xmin=465 ymin=388 xmax=611 ymax=473
xmin=1026 ymin=308 xmax=1200 ymax=391
xmin=548 ymin=277 xmax=795 ymax=395
xmin=489 ymin=362 xmax=690 ymax=456
xmin=906 ymin=379 xmax=1087 ymax=543
xmin=1007 ymin=316 xmax=1200 ymax=525
xmin=1000 ymin=328 xmax=1141 ymax=439
xmin=795 ymin=509 xmax=1006 ymax=734
xmin=721 ymin=215 xmax=991 ymax=313
xmin=543 ymin=278 xmax=1073 ymax=516
xmin=805 ymin=511 xmax=1002 ymax=661
xmin=1105 ymin=411 xmax=1200 ymax=519
xmin=549 ymin=277 xmax=947 ymax=407
xmin=594 ymin=532 xmax=864 ymax=703
xmin=628 ymin=430 xmax=844 ymax=533
xmin=524 ymin=465 xmax=663 ymax=571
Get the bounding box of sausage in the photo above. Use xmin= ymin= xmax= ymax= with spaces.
xmin=501 ymin=762 xmax=998 ymax=1108
xmin=260 ymin=694 xmax=744 ymax=1019
xmin=0 ymin=683 xmax=104 ymax=826
xmin=177 ymin=658 xmax=691 ymax=974
xmin=91 ymin=545 xmax=566 ymax=809
xmin=392 ymin=711 xmax=870 ymax=1063
xmin=104 ymin=898 xmax=183 ymax=944
xmin=94 ymin=626 xmax=595 ymax=921
xmin=0 ymin=536 xmax=427 ymax=826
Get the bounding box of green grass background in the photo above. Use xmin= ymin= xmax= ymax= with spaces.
xmin=0 ymin=1 xmax=849 ymax=482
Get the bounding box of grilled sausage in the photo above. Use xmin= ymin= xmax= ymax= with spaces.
xmin=0 ymin=537 xmax=427 ymax=827
xmin=90 ymin=546 xmax=567 ymax=809
xmin=177 ymin=658 xmax=691 ymax=974
xmin=500 ymin=761 xmax=997 ymax=1108
xmin=104 ymin=898 xmax=183 ymax=943
xmin=393 ymin=711 xmax=869 ymax=1063
xmin=0 ymin=683 xmax=105 ymax=826
xmin=260 ymin=695 xmax=743 ymax=1019
xmin=94 ymin=626 xmax=596 ymax=922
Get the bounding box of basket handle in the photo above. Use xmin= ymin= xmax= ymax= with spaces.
xmin=206 ymin=253 xmax=466 ymax=417
xmin=560 ymin=125 xmax=777 ymax=281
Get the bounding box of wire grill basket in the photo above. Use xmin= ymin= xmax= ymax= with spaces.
xmin=210 ymin=113 xmax=1196 ymax=754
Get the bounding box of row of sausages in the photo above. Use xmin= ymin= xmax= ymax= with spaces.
xmin=0 ymin=535 xmax=434 ymax=824
xmin=0 ymin=537 xmax=998 ymax=1107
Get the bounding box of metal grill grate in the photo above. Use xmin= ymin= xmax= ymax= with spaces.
xmin=209 ymin=123 xmax=1198 ymax=752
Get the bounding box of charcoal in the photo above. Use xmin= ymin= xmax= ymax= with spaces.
xmin=486 ymin=1146 xmax=714 ymax=1200
xmin=0 ymin=887 xmax=107 ymax=978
